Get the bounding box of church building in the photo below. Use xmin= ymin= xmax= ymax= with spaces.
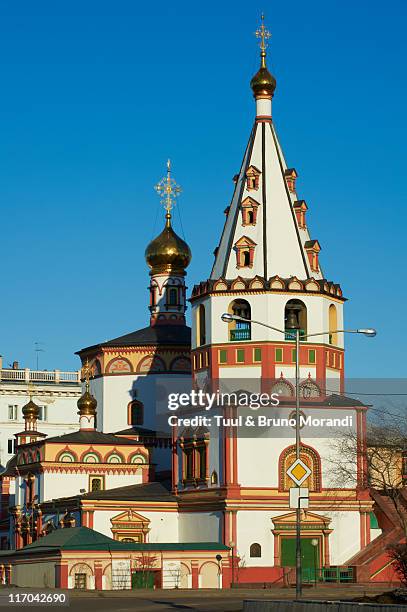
xmin=0 ymin=18 xmax=399 ymax=589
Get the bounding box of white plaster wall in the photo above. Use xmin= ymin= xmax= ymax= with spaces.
xmin=0 ymin=385 xmax=80 ymax=467
xmin=237 ymin=510 xmax=275 ymax=566
xmin=40 ymin=472 xmax=143 ymax=503
xmin=43 ymin=472 xmax=89 ymax=502
xmin=237 ymin=408 xmax=357 ymax=488
xmin=238 ymin=435 xmax=290 ymax=487
xmin=323 ymin=510 xmax=361 ymax=564
xmin=12 ymin=562 xmax=56 ymax=588
xmin=179 ymin=511 xmax=222 ymax=543
xmin=96 ymin=373 xmax=190 ymax=434
xmin=92 ymin=509 xmax=179 ymax=542
xmin=237 ymin=508 xmax=361 ymax=568
xmin=326 ymin=370 xmax=341 ymax=393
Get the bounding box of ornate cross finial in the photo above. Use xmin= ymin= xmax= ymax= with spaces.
xmin=27 ymin=382 xmax=36 ymax=400
xmin=81 ymin=358 xmax=91 ymax=392
xmin=154 ymin=159 xmax=182 ymax=217
xmin=255 ymin=14 xmax=271 ymax=54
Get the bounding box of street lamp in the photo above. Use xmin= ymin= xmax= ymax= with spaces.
xmin=229 ymin=540 xmax=235 ymax=588
xmin=311 ymin=538 xmax=319 ymax=587
xmin=221 ymin=312 xmax=376 ymax=598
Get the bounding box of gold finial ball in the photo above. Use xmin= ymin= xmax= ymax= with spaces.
xmin=77 ymin=390 xmax=97 ymax=416
xmin=250 ymin=66 xmax=277 ymax=98
xmin=22 ymin=399 xmax=40 ymax=420
xmin=145 ymin=218 xmax=192 ymax=275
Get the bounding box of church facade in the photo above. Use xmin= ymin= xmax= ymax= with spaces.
xmin=0 ymin=19 xmax=397 ymax=589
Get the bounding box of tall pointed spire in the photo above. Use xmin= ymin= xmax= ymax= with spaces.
xmin=211 ymin=18 xmax=324 ymax=282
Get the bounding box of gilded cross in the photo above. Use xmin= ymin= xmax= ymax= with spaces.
xmin=81 ymin=358 xmax=91 ymax=391
xmin=27 ymin=382 xmax=36 ymax=400
xmin=154 ymin=159 xmax=182 ymax=214
xmin=255 ymin=14 xmax=271 ymax=52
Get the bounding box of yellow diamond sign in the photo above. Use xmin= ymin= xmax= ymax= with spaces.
xmin=286 ymin=458 xmax=312 ymax=486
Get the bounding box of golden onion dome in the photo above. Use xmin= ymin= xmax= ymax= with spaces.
xmin=22 ymin=399 xmax=40 ymax=420
xmin=250 ymin=58 xmax=276 ymax=98
xmin=77 ymin=390 xmax=97 ymax=416
xmin=145 ymin=214 xmax=191 ymax=275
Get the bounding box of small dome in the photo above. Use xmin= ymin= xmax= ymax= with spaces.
xmin=22 ymin=399 xmax=40 ymax=420
xmin=77 ymin=390 xmax=97 ymax=416
xmin=250 ymin=64 xmax=276 ymax=98
xmin=145 ymin=215 xmax=191 ymax=275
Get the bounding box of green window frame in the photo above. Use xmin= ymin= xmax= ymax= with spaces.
xmin=253 ymin=348 xmax=262 ymax=362
xmin=275 ymin=348 xmax=283 ymax=362
xmin=219 ymin=349 xmax=227 ymax=364
xmin=292 ymin=349 xmax=297 ymax=363
xmin=236 ymin=349 xmax=245 ymax=363
xmin=308 ymin=349 xmax=316 ymax=364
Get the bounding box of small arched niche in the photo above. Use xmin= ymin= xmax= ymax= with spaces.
xmin=329 ymin=304 xmax=338 ymax=345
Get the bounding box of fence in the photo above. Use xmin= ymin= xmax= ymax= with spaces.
xmin=0 ymin=368 xmax=81 ymax=384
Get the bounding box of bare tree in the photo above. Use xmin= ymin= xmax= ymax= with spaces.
xmin=133 ymin=552 xmax=158 ymax=588
xmin=328 ymin=409 xmax=407 ymax=535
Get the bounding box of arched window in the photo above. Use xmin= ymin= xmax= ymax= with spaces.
xmin=228 ymin=299 xmax=251 ymax=341
xmin=128 ymin=399 xmax=144 ymax=426
xmin=197 ymin=304 xmax=206 ymax=347
xmin=250 ymin=543 xmax=262 ymax=558
xmin=279 ymin=444 xmax=321 ymax=492
xmin=196 ymin=434 xmax=208 ymax=481
xmin=211 ymin=470 xmax=218 ymax=486
xmin=247 ymin=210 xmax=254 ymax=224
xmin=285 ymin=299 xmax=307 ymax=339
xmin=167 ymin=286 xmax=178 ymax=306
xmin=180 ymin=428 xmax=209 ymax=484
xmin=329 ymin=304 xmax=338 ymax=345
xmin=184 ymin=447 xmax=194 ymax=480
xmin=242 ymin=250 xmax=250 ymax=266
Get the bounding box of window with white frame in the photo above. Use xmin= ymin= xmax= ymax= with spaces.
xmin=8 ymin=405 xmax=18 ymax=420
xmin=38 ymin=406 xmax=47 ymax=421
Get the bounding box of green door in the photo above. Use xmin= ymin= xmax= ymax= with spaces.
xmin=281 ymin=537 xmax=319 ymax=573
xmin=131 ymin=570 xmax=155 ymax=589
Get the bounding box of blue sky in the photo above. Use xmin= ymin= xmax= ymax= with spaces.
xmin=0 ymin=0 xmax=405 ymax=377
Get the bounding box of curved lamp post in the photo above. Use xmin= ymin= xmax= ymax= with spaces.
xmin=221 ymin=312 xmax=376 ymax=598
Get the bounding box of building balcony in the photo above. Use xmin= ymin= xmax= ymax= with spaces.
xmin=284 ymin=329 xmax=306 ymax=341
xmin=230 ymin=328 xmax=251 ymax=341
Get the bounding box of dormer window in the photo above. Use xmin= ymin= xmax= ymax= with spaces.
xmin=246 ymin=165 xmax=261 ymax=191
xmin=234 ymin=236 xmax=256 ymax=268
xmin=284 ymin=168 xmax=298 ymax=193
xmin=241 ymin=196 xmax=259 ymax=226
xmin=304 ymin=240 xmax=321 ymax=273
xmin=293 ymin=200 xmax=308 ymax=229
